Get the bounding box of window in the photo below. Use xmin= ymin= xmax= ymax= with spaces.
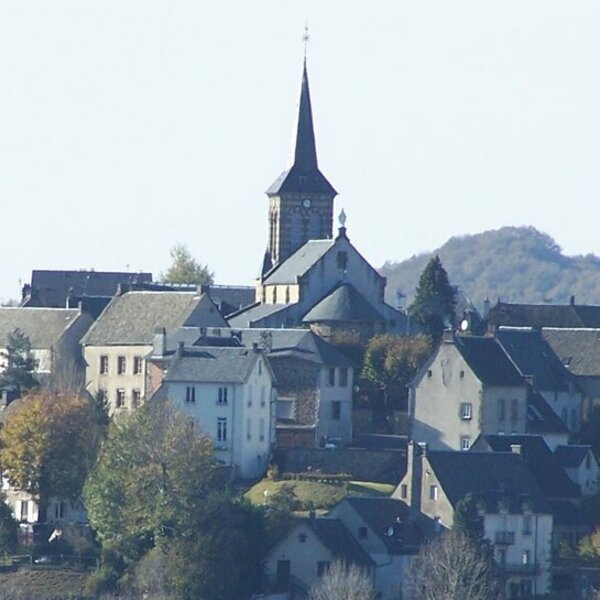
xmin=337 ymin=251 xmax=348 ymax=270
xmin=99 ymin=355 xmax=109 ymax=375
xmin=116 ymin=389 xmax=125 ymax=409
xmin=298 ymin=533 xmax=307 ymax=543
xmin=460 ymin=403 xmax=472 ymax=420
xmin=339 ymin=367 xmax=348 ymax=387
xmin=218 ymin=387 xmax=228 ymax=404
xmin=276 ymin=560 xmax=291 ymax=586
xmin=131 ymin=389 xmax=141 ymax=408
xmin=460 ymin=436 xmax=471 ymax=451
xmin=55 ymin=501 xmax=66 ymax=520
xmin=258 ymin=360 xmax=262 ymax=375
xmin=459 ymin=370 xmax=465 ymax=378
xmin=511 ymin=398 xmax=518 ymax=423
xmin=317 ymin=561 xmax=331 ymax=577
xmin=133 ymin=356 xmax=143 ymax=375
xmin=19 ymin=500 xmax=29 ymax=522
xmin=400 ymin=484 xmax=408 ymax=499
xmin=522 ymin=550 xmax=531 ymax=565
xmin=217 ymin=418 xmax=228 ymax=443
xmin=523 ymin=515 xmax=532 ymax=536
xmin=327 ymin=367 xmax=335 ymax=386
xmin=261 ymin=385 xmax=266 ymax=407
xmin=498 ymin=398 xmax=506 ymax=421
xmin=332 ymin=401 xmax=341 ymax=420
xmin=358 ymin=527 xmax=368 ymax=539
xmin=186 ymin=386 xmax=196 ymax=403
xmin=246 ymin=417 xmax=252 ymax=441
xmin=117 ymin=356 xmax=126 ymax=375
xmin=429 ymin=485 xmax=438 ymax=500
xmin=259 ymin=418 xmax=265 ymax=441
xmin=427 ymin=370 xmax=432 ymax=378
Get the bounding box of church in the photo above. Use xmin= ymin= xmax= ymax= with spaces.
xmin=228 ymin=61 xmax=414 ymax=341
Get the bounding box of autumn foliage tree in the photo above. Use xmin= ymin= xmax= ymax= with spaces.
xmin=0 ymin=391 xmax=104 ymax=520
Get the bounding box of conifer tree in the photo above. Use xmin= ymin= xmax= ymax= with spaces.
xmin=409 ymin=256 xmax=456 ymax=343
xmin=0 ymin=328 xmax=38 ymax=395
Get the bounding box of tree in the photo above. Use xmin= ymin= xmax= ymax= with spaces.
xmin=406 ymin=530 xmax=502 ymax=600
xmin=409 ymin=256 xmax=456 ymax=343
xmin=308 ymin=561 xmax=377 ymax=600
xmin=0 ymin=391 xmax=104 ymax=520
xmin=0 ymin=493 xmax=18 ymax=552
xmin=361 ymin=334 xmax=431 ymax=409
xmin=161 ymin=243 xmax=214 ymax=285
xmin=453 ymin=494 xmax=484 ymax=544
xmin=84 ymin=401 xmax=264 ymax=599
xmin=0 ymin=328 xmax=38 ymax=395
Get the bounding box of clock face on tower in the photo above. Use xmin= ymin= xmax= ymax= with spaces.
xmin=302 ymin=198 xmax=312 ymax=209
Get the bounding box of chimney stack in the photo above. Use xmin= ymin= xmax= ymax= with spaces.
xmin=153 ymin=327 xmax=166 ymax=357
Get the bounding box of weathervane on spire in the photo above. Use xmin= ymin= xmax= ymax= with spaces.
xmin=302 ymin=24 xmax=310 ymax=59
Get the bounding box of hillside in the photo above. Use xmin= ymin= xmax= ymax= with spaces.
xmin=381 ymin=226 xmax=600 ymax=310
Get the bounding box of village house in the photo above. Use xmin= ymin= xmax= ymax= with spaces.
xmin=234 ymin=328 xmax=355 ymax=447
xmin=81 ymin=288 xmax=227 ymax=413
xmin=147 ymin=334 xmax=276 ymax=479
xmin=395 ymin=442 xmax=554 ymax=598
xmin=0 ymin=306 xmax=94 ymax=390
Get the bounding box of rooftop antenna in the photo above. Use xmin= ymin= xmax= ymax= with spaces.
xmin=302 ymin=24 xmax=310 ymax=60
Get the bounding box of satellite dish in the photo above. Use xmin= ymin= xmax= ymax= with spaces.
xmin=460 ymin=319 xmax=469 ymax=332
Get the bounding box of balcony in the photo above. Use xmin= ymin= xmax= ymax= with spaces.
xmin=495 ymin=531 xmax=516 ymax=545
xmin=501 ymin=562 xmax=539 ymax=575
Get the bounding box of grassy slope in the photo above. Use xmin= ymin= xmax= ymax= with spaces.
xmin=245 ymin=479 xmax=395 ymax=509
xmin=0 ymin=567 xmax=89 ymax=599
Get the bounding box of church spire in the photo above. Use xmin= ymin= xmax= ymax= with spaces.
xmin=266 ymin=60 xmax=337 ymax=196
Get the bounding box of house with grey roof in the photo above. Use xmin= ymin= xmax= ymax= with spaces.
xmin=409 ymin=332 xmax=529 ymax=451
xmin=395 ymin=442 xmax=554 ymax=597
xmin=21 ymin=269 xmax=152 ymax=308
xmin=81 ymin=289 xmax=227 ymax=413
xmin=496 ymin=328 xmax=583 ymax=433
xmin=264 ymin=516 xmax=375 ymax=597
xmin=555 ymin=445 xmax=600 ymax=497
xmin=0 ymin=306 xmax=94 ymax=390
xmin=234 ymin=328 xmax=355 ymax=447
xmin=328 ymin=497 xmax=424 ymax=599
xmin=148 ymin=340 xmax=275 ymax=479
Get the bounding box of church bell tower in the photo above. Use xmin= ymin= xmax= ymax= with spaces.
xmin=262 ymin=60 xmax=337 ymax=276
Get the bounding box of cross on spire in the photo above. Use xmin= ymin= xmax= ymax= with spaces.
xmin=302 ymin=25 xmax=310 ymax=59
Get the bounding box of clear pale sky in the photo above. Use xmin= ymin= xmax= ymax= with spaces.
xmin=1 ymin=1 xmax=599 ymax=302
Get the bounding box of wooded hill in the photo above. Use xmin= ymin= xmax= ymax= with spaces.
xmin=381 ymin=226 xmax=600 ymax=311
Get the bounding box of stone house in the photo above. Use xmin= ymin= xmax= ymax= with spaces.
xmin=234 ymin=328 xmax=355 ymax=447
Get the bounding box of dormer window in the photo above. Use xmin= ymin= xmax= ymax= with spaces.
xmin=336 ymin=251 xmax=348 ymax=271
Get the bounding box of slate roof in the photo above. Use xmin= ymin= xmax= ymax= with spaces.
xmin=235 ymin=328 xmax=355 ymax=367
xmin=262 ymin=240 xmax=335 ymax=285
xmin=488 ymin=302 xmax=600 ymax=329
xmin=427 ymin=450 xmax=546 ymax=511
xmin=547 ymin=499 xmax=590 ymax=526
xmin=542 ymin=328 xmax=600 ymax=377
xmin=471 ymin=435 xmax=579 ymax=499
xmin=266 ymin=63 xmax=337 ymax=197
xmin=302 ymin=283 xmax=385 ymax=324
xmin=82 ymin=291 xmax=227 ymax=346
xmin=0 ymin=307 xmax=82 ymax=348
xmin=496 ymin=329 xmax=576 ymax=392
xmin=307 ymin=518 xmax=374 ymax=566
xmin=527 ymin=391 xmax=569 ymax=435
xmin=22 ymin=270 xmax=152 ymax=308
xmin=227 ymin=303 xmax=295 ymax=329
xmin=343 ymin=497 xmax=422 ymax=553
xmin=452 ymin=336 xmax=524 ymax=386
xmin=555 ymin=445 xmax=594 ymax=468
xmin=164 ymin=346 xmax=262 ymax=384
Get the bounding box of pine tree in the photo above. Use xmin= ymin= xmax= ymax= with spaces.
xmin=0 ymin=328 xmax=38 ymax=395
xmin=409 ymin=256 xmax=456 ymax=343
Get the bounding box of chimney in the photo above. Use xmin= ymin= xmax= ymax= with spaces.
xmin=153 ymin=327 xmax=166 ymax=357
xmin=483 ymin=297 xmax=491 ymax=319
xmin=197 ymin=284 xmax=211 ymax=295
xmin=442 ymin=329 xmax=455 ymax=343
xmin=570 ymin=295 xmax=575 ymax=306
xmin=510 ymin=444 xmax=523 ymax=458
xmin=177 ymin=341 xmax=185 ymax=356
xmin=252 ymin=342 xmax=260 ymax=353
